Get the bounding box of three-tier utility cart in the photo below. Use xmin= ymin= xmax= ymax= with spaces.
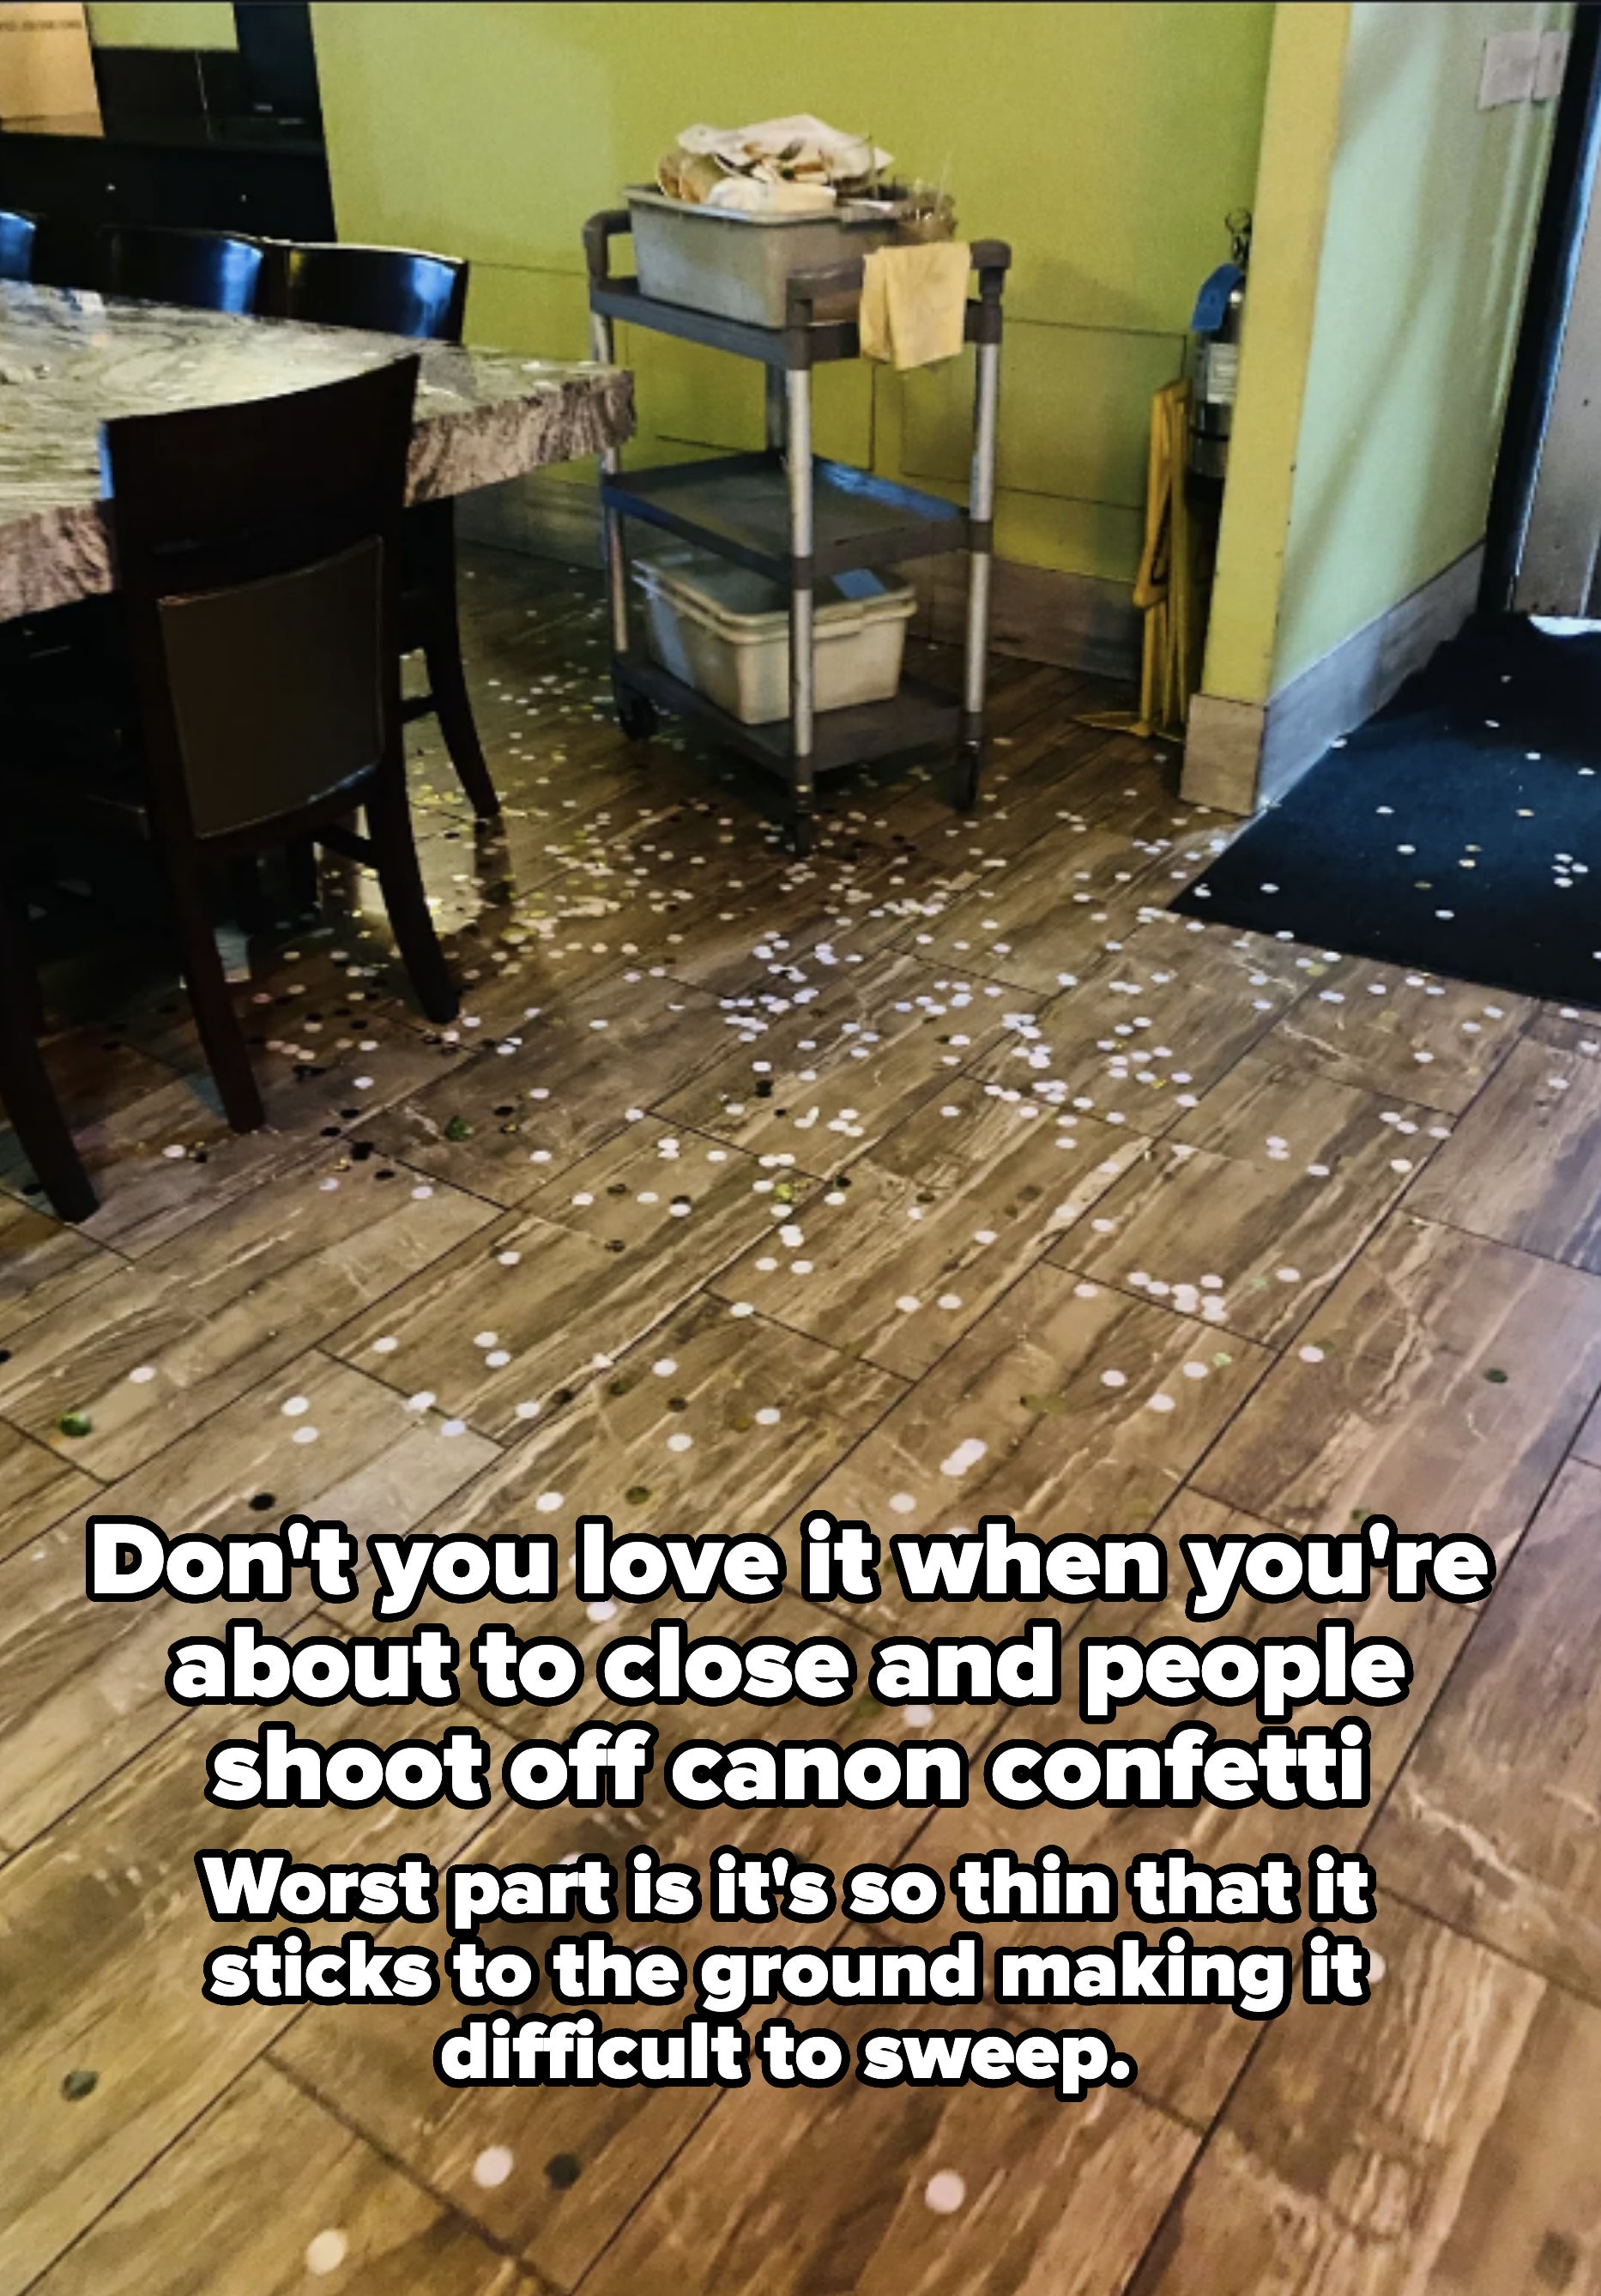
xmin=583 ymin=209 xmax=1010 ymax=853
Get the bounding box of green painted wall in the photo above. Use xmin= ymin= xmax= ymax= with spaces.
xmin=1270 ymin=0 xmax=1565 ymax=690
xmin=309 ymin=0 xmax=1273 ymax=589
xmin=85 ymin=2 xmax=237 ymax=45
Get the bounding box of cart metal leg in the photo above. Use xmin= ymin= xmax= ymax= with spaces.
xmin=591 ymin=305 xmax=656 ymax=742
xmin=959 ymin=332 xmax=1002 ymax=810
xmin=785 ymin=363 xmax=816 ymax=855
xmin=764 ymin=364 xmax=787 ymax=452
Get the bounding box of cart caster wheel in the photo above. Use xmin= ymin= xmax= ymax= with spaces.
xmin=788 ymin=807 xmax=815 ymax=858
xmin=955 ymin=741 xmax=984 ymax=812
xmin=613 ymin=683 xmax=658 ymax=742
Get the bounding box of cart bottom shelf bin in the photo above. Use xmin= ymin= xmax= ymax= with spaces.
xmin=634 ymin=551 xmax=915 ymax=726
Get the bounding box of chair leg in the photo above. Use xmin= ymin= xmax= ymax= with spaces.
xmin=166 ymin=857 xmax=265 ymax=1132
xmin=286 ymin=838 xmax=319 ymax=912
xmin=227 ymin=855 xmax=270 ymax=935
xmin=0 ymin=906 xmax=95 ymax=1221
xmin=413 ymin=501 xmax=499 ymax=820
xmin=367 ymin=777 xmax=459 ymax=1026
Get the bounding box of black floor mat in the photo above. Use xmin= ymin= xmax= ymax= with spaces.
xmin=1171 ymin=614 xmax=1601 ymax=1008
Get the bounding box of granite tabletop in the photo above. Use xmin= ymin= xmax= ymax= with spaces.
xmin=0 ymin=282 xmax=635 ymax=619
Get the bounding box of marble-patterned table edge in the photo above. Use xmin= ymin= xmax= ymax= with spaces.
xmin=0 ymin=284 xmax=635 ymax=619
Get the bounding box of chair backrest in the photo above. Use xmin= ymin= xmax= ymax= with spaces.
xmin=102 ymin=356 xmax=420 ymax=842
xmin=262 ymin=239 xmax=468 ymax=342
xmin=0 ymin=211 xmax=37 ymax=284
xmin=100 ymin=225 xmax=264 ymax=315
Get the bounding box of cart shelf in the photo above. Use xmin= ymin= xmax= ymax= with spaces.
xmin=601 ymin=450 xmax=967 ymax=581
xmin=614 ymin=653 xmax=963 ymax=778
xmin=583 ymin=208 xmax=1010 ymax=852
xmin=591 ymin=271 xmax=1004 ymax=370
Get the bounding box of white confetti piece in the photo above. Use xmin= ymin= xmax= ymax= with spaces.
xmin=939 ymin=1438 xmax=988 ymax=1477
xmin=305 ymin=2230 xmax=349 ymax=2277
xmin=473 ymin=2146 xmax=515 ymax=2189
xmin=924 ymin=2171 xmax=967 ymax=2215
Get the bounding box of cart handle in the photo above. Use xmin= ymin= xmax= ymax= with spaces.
xmin=583 ymin=208 xmax=632 ymax=287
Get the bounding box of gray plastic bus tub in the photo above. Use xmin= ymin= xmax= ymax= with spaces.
xmin=626 ymin=186 xmax=893 ymax=328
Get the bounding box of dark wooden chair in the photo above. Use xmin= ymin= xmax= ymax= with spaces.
xmin=11 ymin=358 xmax=457 ymax=1133
xmin=260 ymin=239 xmax=468 ymax=340
xmin=100 ymin=225 xmax=264 ymax=315
xmin=0 ymin=210 xmax=38 ymax=284
xmin=0 ymin=887 xmax=96 ymax=1221
xmin=262 ymin=239 xmax=498 ymax=822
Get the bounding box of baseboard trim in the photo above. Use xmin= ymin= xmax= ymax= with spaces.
xmin=1181 ymin=542 xmax=1484 ymax=815
xmin=457 ymin=469 xmax=1141 ymax=681
xmin=905 ymin=555 xmax=1139 ymax=681
xmin=457 ymin=469 xmax=605 ymax=568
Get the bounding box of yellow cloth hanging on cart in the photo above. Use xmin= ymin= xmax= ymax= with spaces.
xmin=1081 ymin=378 xmax=1200 ymax=740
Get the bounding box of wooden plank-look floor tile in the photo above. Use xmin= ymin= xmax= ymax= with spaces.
xmin=584 ymin=2003 xmax=1196 ymax=2296
xmin=27 ymin=2063 xmax=534 ymax=2296
xmin=0 ymin=1351 xmax=497 ymax=1851
xmin=360 ymin=970 xmax=727 ymax=1203
xmin=272 ymin=1613 xmax=1018 ymax=2296
xmin=3 ymin=1063 xmax=332 ymax=1266
xmin=800 ymin=1261 xmax=1271 ymax=1636
xmin=709 ymin=1081 xmax=1142 ymax=1377
xmin=0 ymin=1701 xmax=511 ymax=2296
xmin=645 ymin=839 xmax=977 ymax=1008
xmin=0 ymin=1150 xmax=496 ymax=1479
xmin=1127 ymin=1899 xmax=1601 ymax=2296
xmin=112 ymin=929 xmax=474 ymax=1118
xmin=1404 ymin=1035 xmax=1601 ymax=1270
xmin=1063 ymin=1056 xmax=1445 ymax=1344
xmin=1264 ymin=955 xmax=1530 ymax=1114
xmin=896 ymin=823 xmax=1175 ymax=994
xmin=1193 ymin=1212 xmax=1601 ymax=1544
xmin=1372 ymin=1459 xmax=1601 ymax=2003
xmin=0 ymin=1417 xmax=100 ymax=1564
xmin=865 ymin=1485 xmax=1498 ymax=2130
xmin=965 ymin=915 xmax=1305 ymax=1135
xmin=328 ymin=1121 xmax=777 ymax=1439
xmin=0 ymin=1187 xmax=121 ymax=1326
xmin=390 ymin=1292 xmax=903 ymax=1689
xmin=656 ymin=951 xmax=1007 ymax=1179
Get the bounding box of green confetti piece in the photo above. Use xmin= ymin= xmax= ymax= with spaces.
xmin=1483 ymin=1366 xmax=1509 ymax=1383
xmin=57 ymin=1411 xmax=93 ymax=1439
xmin=442 ymin=1116 xmax=474 ymax=1141
xmin=61 ymin=2069 xmax=98 ymax=2101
